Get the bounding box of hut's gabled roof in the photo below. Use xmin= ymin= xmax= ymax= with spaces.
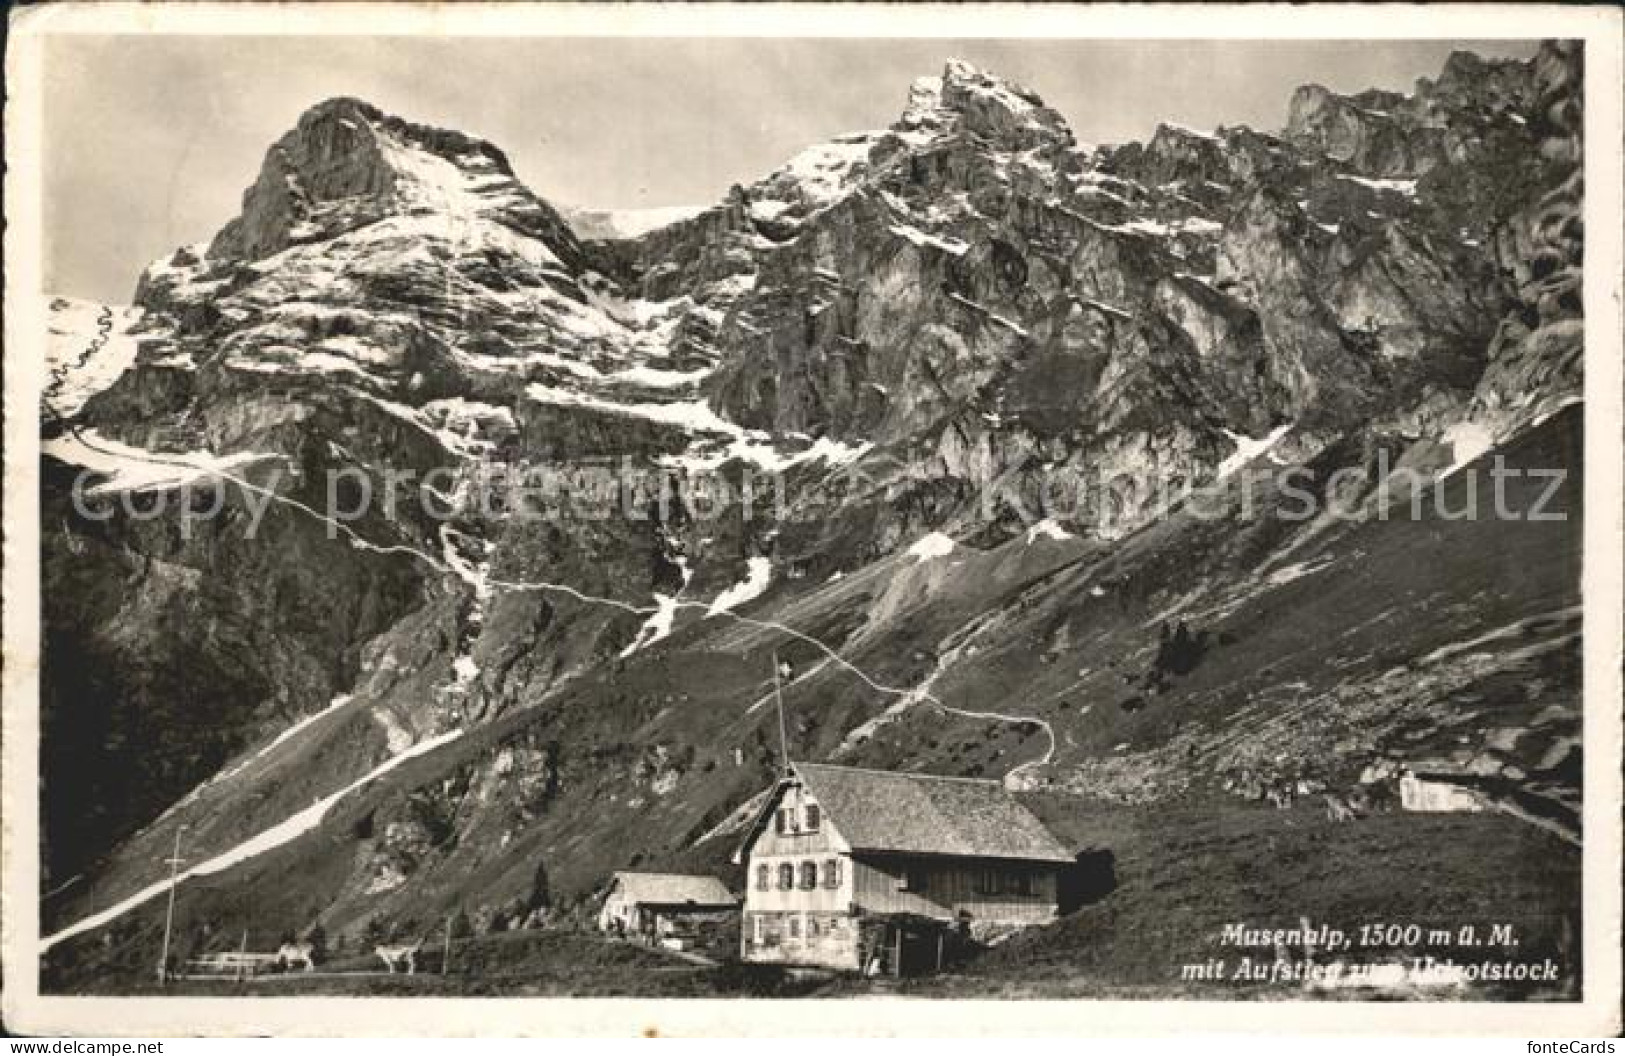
xmin=737 ymin=763 xmax=1073 ymax=864
xmin=608 ymin=871 xmax=736 ymax=907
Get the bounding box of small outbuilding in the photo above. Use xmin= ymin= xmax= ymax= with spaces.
xmin=596 ymin=871 xmax=738 ymax=945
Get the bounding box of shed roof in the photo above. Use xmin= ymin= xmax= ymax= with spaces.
xmin=607 ymin=871 xmax=736 ymax=907
xmin=767 ymin=762 xmax=1073 ymax=864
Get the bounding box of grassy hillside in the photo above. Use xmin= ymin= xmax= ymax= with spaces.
xmin=50 ymin=797 xmax=1578 ymax=999
xmin=44 ymin=409 xmax=1583 ymax=996
xmin=945 ymin=798 xmax=1581 ymax=999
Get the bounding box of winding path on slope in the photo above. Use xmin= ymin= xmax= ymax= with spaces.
xmin=38 ymin=423 xmax=1055 ymax=953
xmin=39 ymin=185 xmax=1055 ymax=950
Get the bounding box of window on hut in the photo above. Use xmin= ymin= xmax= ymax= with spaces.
xmin=757 ymin=864 xmax=769 ymax=890
xmin=974 ymin=867 xmax=1034 ymax=896
xmin=775 ymin=808 xmax=788 ymax=835
xmin=822 ymin=858 xmax=841 ymax=889
xmin=788 ymin=915 xmax=802 ymax=940
xmin=778 ymin=863 xmax=794 ymax=890
xmin=804 ymin=803 xmax=821 ymax=831
xmin=799 ymin=861 xmax=818 ymax=890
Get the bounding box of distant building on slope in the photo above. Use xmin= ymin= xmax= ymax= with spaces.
xmin=1398 ymin=767 xmax=1486 ymax=813
xmin=596 ymin=872 xmax=738 ymax=945
xmin=734 ymin=762 xmax=1074 ymax=975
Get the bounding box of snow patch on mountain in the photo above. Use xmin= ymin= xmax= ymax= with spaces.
xmin=1267 ymin=557 xmax=1334 ymax=586
xmin=602 ymin=364 xmax=715 ymax=389
xmin=1440 ymin=419 xmax=1495 ymax=479
xmin=44 ymin=298 xmax=146 ymax=419
xmin=438 ymin=525 xmax=493 ymax=701
xmin=908 ymin=531 xmax=957 ymax=562
xmin=948 ymin=293 xmax=1030 ymax=337
xmin=419 ymin=399 xmax=518 ymax=460
xmin=1336 ymin=174 xmax=1419 ymax=197
xmin=525 ymin=383 xmax=744 ymax=437
xmin=439 ymin=526 xmax=492 ymax=600
xmin=1025 ymin=519 xmax=1075 ymax=544
xmin=748 ymin=199 xmax=795 ymax=223
xmin=620 ymin=593 xmax=680 ymax=658
xmin=1217 ymin=423 xmax=1295 ymax=480
xmin=764 ymin=134 xmax=878 ymax=211
xmin=43 ymin=431 xmax=282 ymax=497
xmin=1527 ymin=394 xmax=1584 ymax=432
xmin=889 ymin=223 xmax=971 ymax=256
xmin=564 ymin=204 xmax=707 ymax=240
xmin=662 ymin=434 xmax=872 ymax=475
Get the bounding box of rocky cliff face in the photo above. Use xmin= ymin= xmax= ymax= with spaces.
xmin=41 ymin=43 xmax=1583 ymax=984
xmin=1284 ymin=50 xmax=1536 ymax=178
xmin=1469 ymin=40 xmax=1585 ymax=437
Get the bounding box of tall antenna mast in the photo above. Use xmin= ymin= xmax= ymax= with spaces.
xmin=772 ymin=651 xmax=791 ymax=775
xmin=157 ymin=823 xmax=187 ymax=985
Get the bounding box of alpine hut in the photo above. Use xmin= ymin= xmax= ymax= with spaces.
xmin=735 ymin=762 xmax=1073 ymax=974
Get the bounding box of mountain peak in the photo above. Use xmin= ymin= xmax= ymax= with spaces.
xmin=291 ymin=95 xmax=513 ymax=173
xmin=289 ymin=96 xmax=392 ymax=144
xmin=940 ymin=57 xmax=1039 ymax=102
xmin=205 ymin=97 xmax=579 ymax=267
xmin=300 ymin=95 xmax=381 ymax=122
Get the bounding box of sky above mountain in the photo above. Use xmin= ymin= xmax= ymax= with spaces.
xmin=44 ymin=35 xmax=1538 ymax=303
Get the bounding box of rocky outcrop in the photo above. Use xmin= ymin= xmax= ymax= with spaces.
xmin=1286 ymin=83 xmax=1445 ymax=177
xmin=205 ymin=97 xmax=587 ymax=271
xmin=1466 ymin=40 xmax=1584 ymax=438
xmin=1285 ymin=50 xmax=1535 ymax=180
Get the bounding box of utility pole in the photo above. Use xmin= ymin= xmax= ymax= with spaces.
xmin=157 ymin=824 xmax=186 ymax=985
xmin=772 ymin=652 xmax=791 ymax=774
